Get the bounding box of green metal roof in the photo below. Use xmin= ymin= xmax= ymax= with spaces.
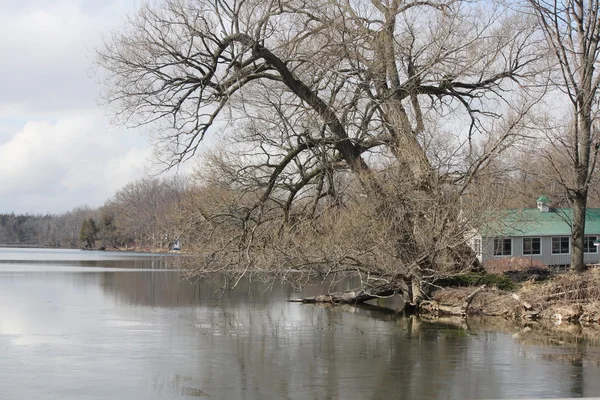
xmin=481 ymin=208 xmax=600 ymax=237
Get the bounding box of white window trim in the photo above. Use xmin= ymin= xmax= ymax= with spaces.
xmin=473 ymin=238 xmax=482 ymax=256
xmin=523 ymin=237 xmax=542 ymax=256
xmin=584 ymin=235 xmax=599 ymax=254
xmin=551 ymin=236 xmax=570 ymax=255
xmin=493 ymin=237 xmax=512 ymax=257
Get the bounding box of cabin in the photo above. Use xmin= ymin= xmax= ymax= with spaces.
xmin=471 ymin=196 xmax=600 ymax=267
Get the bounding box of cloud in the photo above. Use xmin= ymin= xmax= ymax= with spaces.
xmin=0 ymin=0 xmax=155 ymax=214
xmin=0 ymin=0 xmax=136 ymax=116
xmin=0 ymin=1 xmax=211 ymax=214
xmin=104 ymin=147 xmax=152 ymax=194
xmin=0 ymin=113 xmax=150 ymax=214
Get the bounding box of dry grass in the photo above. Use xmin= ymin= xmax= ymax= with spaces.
xmin=431 ymin=287 xmax=521 ymax=317
xmin=516 ymin=270 xmax=600 ymax=322
xmin=521 ymin=270 xmax=600 ymax=305
xmin=431 ymin=287 xmax=471 ymax=306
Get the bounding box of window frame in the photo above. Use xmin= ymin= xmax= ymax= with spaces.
xmin=473 ymin=238 xmax=482 ymax=256
xmin=551 ymin=236 xmax=570 ymax=255
xmin=493 ymin=237 xmax=512 ymax=257
xmin=523 ymin=237 xmax=542 ymax=256
xmin=584 ymin=236 xmax=599 ymax=254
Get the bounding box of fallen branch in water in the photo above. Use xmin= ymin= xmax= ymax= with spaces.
xmin=289 ymin=286 xmax=397 ymax=304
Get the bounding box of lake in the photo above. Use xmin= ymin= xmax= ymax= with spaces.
xmin=1 ymin=248 xmax=600 ymax=399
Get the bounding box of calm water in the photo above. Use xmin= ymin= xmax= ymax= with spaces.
xmin=1 ymin=248 xmax=600 ymax=399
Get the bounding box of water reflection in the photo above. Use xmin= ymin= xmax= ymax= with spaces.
xmin=1 ymin=249 xmax=600 ymax=399
xmin=99 ymin=271 xmax=295 ymax=307
xmin=97 ymin=270 xmax=600 ymax=399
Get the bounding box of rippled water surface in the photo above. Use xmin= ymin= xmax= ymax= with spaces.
xmin=1 ymin=248 xmax=600 ymax=399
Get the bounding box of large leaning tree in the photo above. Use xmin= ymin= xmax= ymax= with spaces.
xmin=527 ymin=0 xmax=600 ymax=272
xmin=97 ymin=0 xmax=542 ymax=304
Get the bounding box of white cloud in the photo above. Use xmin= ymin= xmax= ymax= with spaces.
xmin=0 ymin=0 xmax=136 ymax=115
xmin=0 ymin=113 xmax=150 ymax=213
xmin=0 ymin=0 xmax=156 ymax=214
xmin=105 ymin=147 xmax=152 ymax=194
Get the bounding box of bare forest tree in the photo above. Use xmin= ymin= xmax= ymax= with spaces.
xmin=97 ymin=0 xmax=543 ymax=304
xmin=527 ymin=0 xmax=600 ymax=272
xmin=103 ymin=176 xmax=189 ymax=249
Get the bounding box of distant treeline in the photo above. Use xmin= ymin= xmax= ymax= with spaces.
xmin=0 ymin=176 xmax=190 ymax=250
xmin=0 ymin=208 xmax=95 ymax=248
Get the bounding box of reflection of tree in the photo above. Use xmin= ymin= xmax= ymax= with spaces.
xmin=99 ymin=271 xmax=296 ymax=308
xmin=194 ymin=302 xmax=506 ymax=400
xmin=101 ymin=272 xmax=201 ymax=307
xmin=569 ymin=346 xmax=585 ymax=398
xmin=97 ymin=270 xmax=600 ymax=399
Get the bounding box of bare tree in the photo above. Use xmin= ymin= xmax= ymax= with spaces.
xmin=105 ymin=176 xmax=189 ymax=249
xmin=527 ymin=0 xmax=600 ymax=272
xmin=97 ymin=0 xmax=541 ymax=303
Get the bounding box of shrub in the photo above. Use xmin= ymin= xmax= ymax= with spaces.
xmin=478 ymin=273 xmax=515 ymax=291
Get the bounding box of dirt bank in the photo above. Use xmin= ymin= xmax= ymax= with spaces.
xmin=421 ymin=269 xmax=600 ymax=324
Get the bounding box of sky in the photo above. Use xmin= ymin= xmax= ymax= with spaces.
xmin=0 ymin=0 xmax=165 ymax=214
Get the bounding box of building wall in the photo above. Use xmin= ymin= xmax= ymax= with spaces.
xmin=467 ymin=233 xmax=483 ymax=262
xmin=480 ymin=236 xmax=600 ymax=266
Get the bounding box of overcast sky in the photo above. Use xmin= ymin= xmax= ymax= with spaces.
xmin=0 ymin=0 xmax=164 ymax=214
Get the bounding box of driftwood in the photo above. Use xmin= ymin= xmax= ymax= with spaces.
xmin=290 ymin=283 xmax=489 ymax=316
xmin=511 ymin=293 xmax=533 ymax=310
xmin=289 ymin=287 xmax=397 ymax=304
xmin=511 ymin=293 xmax=540 ymax=320
xmin=419 ymin=301 xmax=464 ymax=316
xmin=463 ymin=285 xmax=487 ymax=310
xmin=419 ymin=285 xmax=486 ymax=317
xmin=290 ymin=283 xmax=544 ymax=321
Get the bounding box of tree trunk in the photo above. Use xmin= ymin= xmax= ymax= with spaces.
xmin=571 ymin=191 xmax=587 ymax=272
xmin=288 ymin=276 xmax=432 ymax=309
xmin=571 ymin=99 xmax=592 ymax=273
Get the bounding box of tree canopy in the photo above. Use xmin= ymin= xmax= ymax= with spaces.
xmin=97 ymin=0 xmax=548 ymax=302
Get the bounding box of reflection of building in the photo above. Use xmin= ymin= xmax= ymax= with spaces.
xmin=470 ymin=196 xmax=600 ymax=266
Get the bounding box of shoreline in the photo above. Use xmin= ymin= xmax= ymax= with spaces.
xmin=413 ymin=269 xmax=600 ymax=324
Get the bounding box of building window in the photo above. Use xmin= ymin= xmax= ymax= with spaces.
xmin=585 ymin=236 xmax=598 ymax=253
xmin=473 ymin=238 xmax=482 ymax=256
xmin=552 ymin=237 xmax=570 ymax=254
xmin=523 ymin=237 xmax=541 ymax=255
xmin=493 ymin=238 xmax=512 ymax=256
